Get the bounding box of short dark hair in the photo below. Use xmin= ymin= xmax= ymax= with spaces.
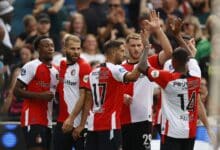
xmin=104 ymin=40 xmax=124 ymax=55
xmin=33 ymin=35 xmax=50 ymax=50
xmin=172 ymin=47 xmax=189 ymax=65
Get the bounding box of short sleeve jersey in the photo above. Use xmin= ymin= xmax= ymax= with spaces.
xmin=121 ymin=54 xmax=161 ymax=125
xmin=18 ymin=59 xmax=59 ymax=127
xmin=56 ymin=58 xmax=91 ymax=127
xmin=146 ymin=67 xmax=201 ymax=138
xmin=86 ymin=62 xmax=128 ymax=131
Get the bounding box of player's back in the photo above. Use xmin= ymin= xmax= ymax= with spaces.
xmin=160 ymin=73 xmax=200 ymax=139
xmin=87 ymin=62 xmax=127 ymax=131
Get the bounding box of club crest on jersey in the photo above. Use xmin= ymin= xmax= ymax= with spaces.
xmin=151 ymin=70 xmax=159 ymax=78
xmin=83 ymin=75 xmax=89 ymax=83
xmin=21 ymin=68 xmax=26 ymax=76
xmin=71 ymin=69 xmax=76 ymax=76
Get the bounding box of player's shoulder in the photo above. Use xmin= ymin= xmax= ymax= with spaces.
xmin=23 ymin=59 xmax=42 ymax=68
xmin=78 ymin=57 xmax=91 ymax=67
xmin=106 ymin=62 xmax=127 ymax=75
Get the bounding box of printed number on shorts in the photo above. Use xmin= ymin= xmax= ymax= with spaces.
xmin=142 ymin=134 xmax=151 ymax=146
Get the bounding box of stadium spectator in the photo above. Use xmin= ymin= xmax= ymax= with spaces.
xmin=189 ymin=0 xmax=211 ymax=25
xmin=75 ymin=0 xmax=100 ymax=35
xmin=26 ymin=13 xmax=60 ymax=51
xmin=14 ymin=15 xmax=37 ymax=49
xmin=1 ymin=47 xmax=33 ymax=116
xmin=156 ymin=0 xmax=183 ymax=22
xmin=68 ymin=12 xmax=87 ymax=41
xmin=98 ymin=0 xmax=134 ymax=46
xmin=182 ymin=16 xmax=211 ymax=62
xmin=81 ymin=34 xmax=105 ymax=64
xmin=90 ymin=0 xmax=108 ymax=28
xmin=0 ymin=0 xmax=14 ymax=49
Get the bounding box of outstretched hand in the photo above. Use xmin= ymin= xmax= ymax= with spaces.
xmin=143 ymin=10 xmax=161 ymax=32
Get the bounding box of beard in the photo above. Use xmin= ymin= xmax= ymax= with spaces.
xmin=66 ymin=54 xmax=79 ymax=63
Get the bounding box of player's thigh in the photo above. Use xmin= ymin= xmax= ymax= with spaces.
xmin=181 ymin=138 xmax=195 ymax=150
xmin=74 ymin=129 xmax=87 ymax=150
xmin=22 ymin=125 xmax=52 ymax=150
xmin=99 ymin=129 xmax=122 ymax=150
xmin=132 ymin=121 xmax=152 ymax=150
xmin=160 ymin=136 xmax=181 ymax=150
xmin=53 ymin=122 xmax=74 ymax=150
xmin=121 ymin=124 xmax=133 ymax=150
xmin=85 ymin=131 xmax=98 ymax=150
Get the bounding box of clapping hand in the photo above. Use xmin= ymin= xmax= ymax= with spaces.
xmin=168 ymin=15 xmax=183 ymax=36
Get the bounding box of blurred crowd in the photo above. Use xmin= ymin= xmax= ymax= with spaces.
xmin=0 ymin=0 xmax=212 ymax=120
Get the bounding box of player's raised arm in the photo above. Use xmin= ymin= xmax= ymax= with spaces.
xmin=168 ymin=16 xmax=196 ymax=57
xmin=143 ymin=10 xmax=172 ymax=65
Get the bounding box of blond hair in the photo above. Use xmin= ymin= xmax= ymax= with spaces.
xmin=126 ymin=33 xmax=141 ymax=43
xmin=64 ymin=34 xmax=81 ymax=47
xmin=184 ymin=16 xmax=203 ymax=40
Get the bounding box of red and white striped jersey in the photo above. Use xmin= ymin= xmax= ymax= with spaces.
xmin=86 ymin=62 xmax=128 ymax=131
xmin=153 ymin=58 xmax=201 ymax=125
xmin=56 ymin=58 xmax=91 ymax=127
xmin=146 ymin=67 xmax=201 ymax=138
xmin=121 ymin=55 xmax=161 ymax=125
xmin=18 ymin=59 xmax=58 ymax=128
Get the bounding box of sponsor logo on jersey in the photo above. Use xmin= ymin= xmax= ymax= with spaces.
xmin=37 ymin=81 xmax=50 ymax=88
xmin=173 ymin=81 xmax=188 ymax=90
xmin=64 ymin=79 xmax=77 ymax=86
xmin=58 ymin=77 xmax=77 ymax=86
xmin=71 ymin=69 xmax=76 ymax=76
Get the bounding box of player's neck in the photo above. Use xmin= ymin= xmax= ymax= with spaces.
xmin=174 ymin=67 xmax=187 ymax=75
xmin=106 ymin=57 xmax=116 ymax=64
xmin=127 ymin=58 xmax=139 ymax=64
xmin=66 ymin=60 xmax=76 ymax=65
xmin=39 ymin=58 xmax=51 ymax=66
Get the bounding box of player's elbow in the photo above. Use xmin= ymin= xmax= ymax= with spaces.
xmin=164 ymin=48 xmax=173 ymax=58
xmin=13 ymin=87 xmax=22 ymax=98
